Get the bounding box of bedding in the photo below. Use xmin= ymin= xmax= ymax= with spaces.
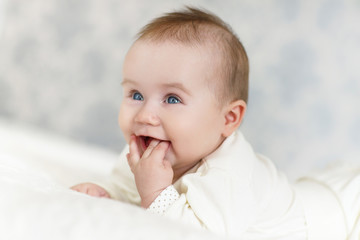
xmin=0 ymin=119 xmax=220 ymax=240
xmin=2 ymin=119 xmax=359 ymax=240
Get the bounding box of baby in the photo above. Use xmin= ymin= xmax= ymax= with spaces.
xmin=71 ymin=7 xmax=359 ymax=239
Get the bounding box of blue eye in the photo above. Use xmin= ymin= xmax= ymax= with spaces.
xmin=166 ymin=96 xmax=181 ymax=104
xmin=132 ymin=92 xmax=144 ymax=101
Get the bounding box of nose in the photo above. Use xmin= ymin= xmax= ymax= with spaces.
xmin=134 ymin=103 xmax=160 ymax=126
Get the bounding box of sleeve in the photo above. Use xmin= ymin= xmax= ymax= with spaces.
xmin=147 ymin=185 xmax=180 ymax=214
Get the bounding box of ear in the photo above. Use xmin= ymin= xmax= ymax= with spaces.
xmin=221 ymin=100 xmax=247 ymax=137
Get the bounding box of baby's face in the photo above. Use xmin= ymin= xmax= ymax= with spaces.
xmin=119 ymin=40 xmax=227 ymax=177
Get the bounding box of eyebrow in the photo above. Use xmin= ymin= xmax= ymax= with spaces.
xmin=122 ymin=78 xmax=192 ymax=96
xmin=121 ymin=78 xmax=138 ymax=86
xmin=161 ymin=82 xmax=192 ymax=96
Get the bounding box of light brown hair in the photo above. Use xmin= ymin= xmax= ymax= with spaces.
xmin=136 ymin=6 xmax=249 ymax=104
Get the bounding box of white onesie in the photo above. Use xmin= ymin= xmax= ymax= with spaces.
xmin=97 ymin=131 xmax=360 ymax=239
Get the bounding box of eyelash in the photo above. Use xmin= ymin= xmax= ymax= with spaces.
xmin=130 ymin=91 xmax=143 ymax=101
xmin=127 ymin=90 xmax=182 ymax=104
xmin=164 ymin=95 xmax=182 ymax=104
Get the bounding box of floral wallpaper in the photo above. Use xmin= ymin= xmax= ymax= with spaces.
xmin=0 ymin=0 xmax=359 ymax=180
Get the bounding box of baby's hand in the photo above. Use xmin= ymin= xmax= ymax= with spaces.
xmin=127 ymin=135 xmax=173 ymax=208
xmin=70 ymin=183 xmax=110 ymax=198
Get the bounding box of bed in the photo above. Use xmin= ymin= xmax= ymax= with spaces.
xmin=3 ymin=118 xmax=360 ymax=240
xmin=0 ymin=118 xmax=221 ymax=240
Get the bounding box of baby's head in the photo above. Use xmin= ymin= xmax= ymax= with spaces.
xmin=136 ymin=6 xmax=249 ymax=106
xmin=119 ymin=7 xmax=249 ymax=179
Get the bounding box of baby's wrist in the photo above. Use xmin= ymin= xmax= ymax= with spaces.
xmin=140 ymin=188 xmax=167 ymax=208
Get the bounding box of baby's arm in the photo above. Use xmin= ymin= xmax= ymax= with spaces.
xmin=70 ymin=182 xmax=111 ymax=198
xmin=127 ymin=137 xmax=211 ymax=229
xmin=127 ymin=135 xmax=173 ymax=208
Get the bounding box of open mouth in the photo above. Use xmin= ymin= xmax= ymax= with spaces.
xmin=142 ymin=136 xmax=154 ymax=148
xmin=138 ymin=136 xmax=158 ymax=151
xmin=138 ymin=135 xmax=170 ymax=152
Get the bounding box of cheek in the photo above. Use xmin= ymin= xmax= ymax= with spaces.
xmin=168 ymin=111 xmax=213 ymax=146
xmin=182 ymin=108 xmax=222 ymax=132
xmin=174 ymin=109 xmax=223 ymax=146
xmin=118 ymin=104 xmax=133 ymax=141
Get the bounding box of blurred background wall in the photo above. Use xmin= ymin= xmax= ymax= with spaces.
xmin=0 ymin=0 xmax=359 ymax=180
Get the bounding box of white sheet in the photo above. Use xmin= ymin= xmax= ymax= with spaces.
xmin=0 ymin=119 xmax=220 ymax=240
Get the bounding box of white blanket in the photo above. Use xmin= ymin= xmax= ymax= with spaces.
xmin=0 ymin=120 xmax=220 ymax=240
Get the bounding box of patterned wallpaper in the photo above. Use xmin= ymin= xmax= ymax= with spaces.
xmin=0 ymin=0 xmax=359 ymax=180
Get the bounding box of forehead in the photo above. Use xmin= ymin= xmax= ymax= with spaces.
xmin=125 ymin=39 xmax=216 ymax=67
xmin=123 ymin=40 xmax=222 ymax=86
